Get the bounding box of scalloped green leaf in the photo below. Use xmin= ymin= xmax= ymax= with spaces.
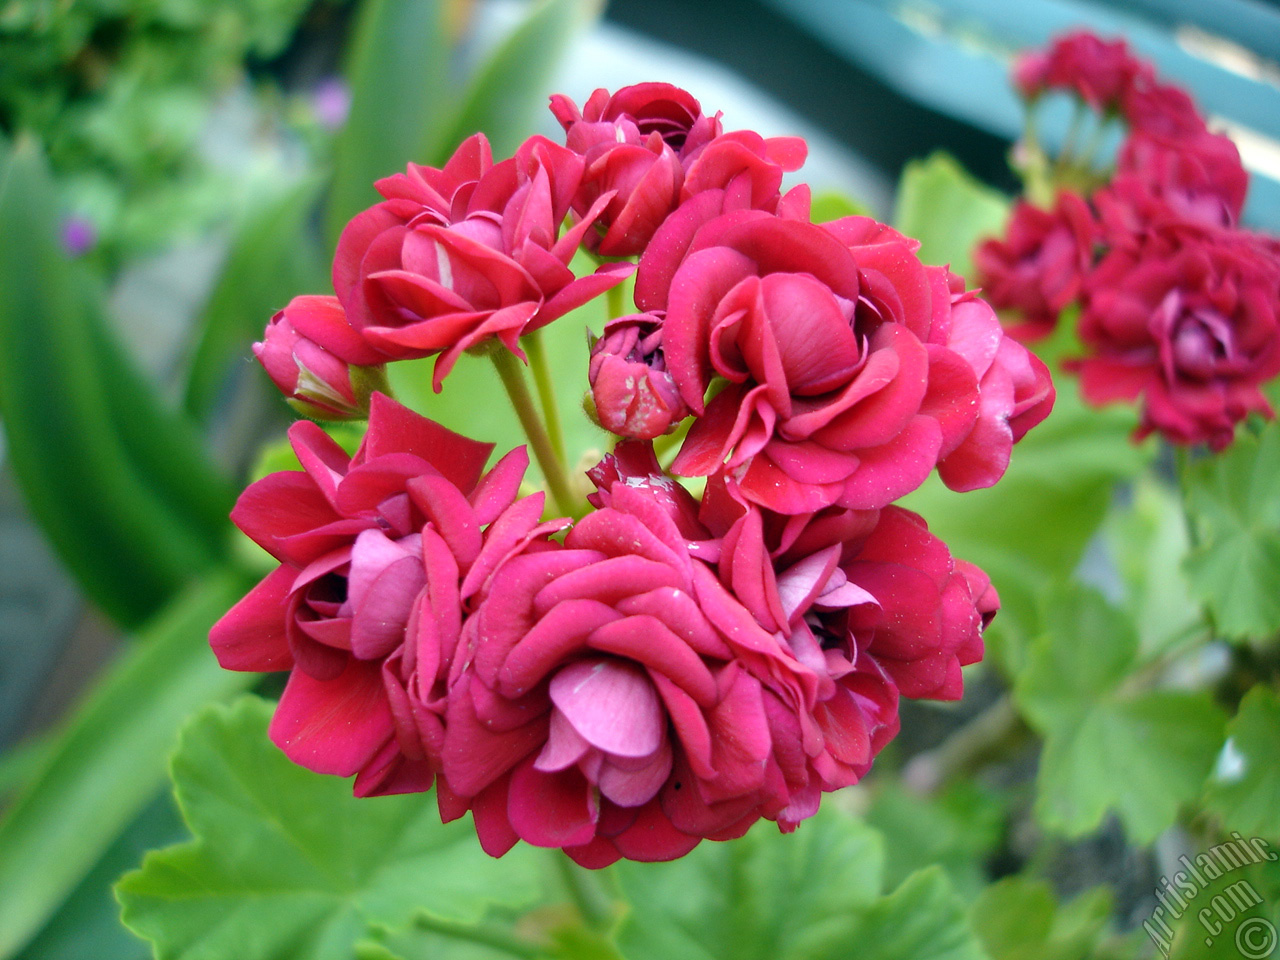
xmin=117 ymin=697 xmax=544 ymax=960
xmin=615 ymin=806 xmax=986 ymax=960
xmin=0 ymin=137 xmax=234 ymax=626
xmin=1016 ymin=587 xmax=1226 ymax=844
xmin=971 ymin=877 xmax=1116 ymax=960
xmin=1204 ymin=686 xmax=1280 ymax=840
xmin=1182 ymin=422 xmax=1280 ymax=641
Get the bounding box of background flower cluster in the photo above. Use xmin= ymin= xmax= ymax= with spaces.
xmin=978 ymin=31 xmax=1280 ymax=450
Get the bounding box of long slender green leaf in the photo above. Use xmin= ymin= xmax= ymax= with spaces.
xmin=0 ymin=570 xmax=257 ymax=959
xmin=326 ymin=0 xmax=449 ymax=243
xmin=184 ymin=176 xmax=329 ymax=421
xmin=0 ymin=137 xmax=235 ymax=626
xmin=431 ymin=0 xmax=603 ymax=163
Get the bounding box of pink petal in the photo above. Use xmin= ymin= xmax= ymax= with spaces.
xmin=550 ymin=658 xmax=664 ymax=757
xmin=270 ymin=658 xmax=393 ymax=776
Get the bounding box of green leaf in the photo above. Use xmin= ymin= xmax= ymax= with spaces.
xmin=16 ymin=793 xmax=185 ymax=960
xmin=1102 ymin=479 xmax=1200 ymax=660
xmin=326 ymin=0 xmax=448 ymax=242
xmin=810 ymin=189 xmax=873 ymax=221
xmin=117 ymin=696 xmax=545 ymax=960
xmin=1182 ymin=423 xmax=1280 ymax=641
xmin=1204 ymin=686 xmax=1280 ymax=840
xmin=971 ymin=877 xmax=1113 ymax=960
xmin=615 ymin=806 xmax=987 ymax=960
xmin=865 ymin=781 xmax=1005 ymax=900
xmin=1035 ymin=692 xmax=1225 ymax=845
xmin=431 ymin=0 xmax=604 ymax=163
xmin=892 ymin=152 xmax=1010 ymax=282
xmin=902 ymin=383 xmax=1146 ymax=674
xmin=1016 ymin=587 xmax=1226 ymax=844
xmin=1163 ymin=857 xmax=1280 ymax=960
xmin=183 ymin=176 xmax=328 ymax=421
xmin=839 ymin=867 xmax=989 ymax=960
xmin=0 ymin=136 xmax=235 ymax=626
xmin=0 ymin=571 xmax=256 ymax=959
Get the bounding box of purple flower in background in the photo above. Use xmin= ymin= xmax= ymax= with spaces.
xmin=313 ymin=77 xmax=352 ymax=132
xmin=61 ymin=216 xmax=96 ymax=257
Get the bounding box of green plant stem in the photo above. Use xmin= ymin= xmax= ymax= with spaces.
xmin=555 ymin=853 xmax=613 ymax=932
xmin=606 ymin=282 xmax=626 ymax=322
xmin=1053 ymin=100 xmax=1087 ymax=179
xmin=413 ymin=913 xmax=543 ymax=959
xmin=653 ymin=417 xmax=690 ymax=467
xmin=901 ymin=695 xmax=1030 ymax=794
xmin=523 ymin=329 xmax=565 ymax=464
xmin=491 ymin=347 xmax=577 ymax=517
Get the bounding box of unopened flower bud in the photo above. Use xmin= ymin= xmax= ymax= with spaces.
xmin=253 ymin=295 xmax=387 ymax=421
xmin=588 ymin=313 xmax=689 ymax=440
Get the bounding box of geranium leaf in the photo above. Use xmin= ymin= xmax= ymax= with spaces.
xmin=971 ymin=877 xmax=1115 ymax=960
xmin=1182 ymin=422 xmax=1280 ymax=641
xmin=893 ymin=151 xmax=1009 ymax=282
xmin=1204 ymin=686 xmax=1280 ymax=840
xmin=116 ymin=697 xmax=544 ymax=960
xmin=1033 ymin=691 xmax=1225 ymax=846
xmin=615 ymin=807 xmax=986 ymax=960
xmin=1017 ymin=586 xmax=1226 ymax=844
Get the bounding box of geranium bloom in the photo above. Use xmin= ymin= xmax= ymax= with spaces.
xmin=552 ymin=83 xmax=805 ymax=256
xmin=974 ymin=193 xmax=1096 ymax=342
xmin=333 ymin=133 xmax=632 ymax=389
xmin=639 ymin=208 xmax=1030 ymax=513
xmin=1074 ymin=225 xmax=1280 ymax=448
xmin=1105 ymin=130 xmax=1249 ymax=231
xmin=435 ymin=447 xmax=997 ymax=866
xmin=1012 ymin=31 xmax=1150 ymax=110
xmin=209 ymin=394 xmax=563 ymax=796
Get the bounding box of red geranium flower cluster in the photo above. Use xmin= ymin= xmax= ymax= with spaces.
xmin=978 ymin=31 xmax=1280 ymax=450
xmin=215 ymin=83 xmax=1050 ymax=866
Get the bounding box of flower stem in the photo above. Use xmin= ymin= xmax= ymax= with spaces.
xmin=524 ymin=329 xmax=566 ymax=464
xmin=606 ymin=282 xmax=626 ymax=322
xmin=555 ymin=853 xmax=614 ymax=932
xmin=491 ymin=347 xmax=577 ymax=518
xmin=901 ymin=695 xmax=1029 ymax=794
xmin=412 ymin=913 xmax=543 ymax=959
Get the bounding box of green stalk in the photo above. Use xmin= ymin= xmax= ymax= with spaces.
xmin=491 ymin=347 xmax=577 ymax=518
xmin=1053 ymin=100 xmax=1087 ymax=180
xmin=523 ymin=329 xmax=566 ymax=464
xmin=606 ymin=282 xmax=626 ymax=322
xmin=413 ymin=914 xmax=543 ymax=959
xmin=554 ymin=853 xmax=614 ymax=932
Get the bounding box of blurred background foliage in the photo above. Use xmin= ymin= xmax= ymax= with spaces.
xmin=1 ymin=0 xmax=1279 ymax=958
